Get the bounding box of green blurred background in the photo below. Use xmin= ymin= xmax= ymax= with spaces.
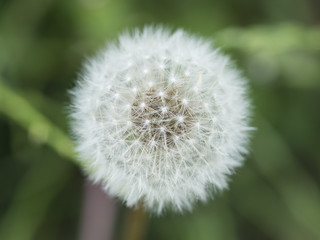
xmin=1 ymin=0 xmax=320 ymax=239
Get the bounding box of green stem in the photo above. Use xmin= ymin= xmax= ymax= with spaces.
xmin=0 ymin=79 xmax=80 ymax=166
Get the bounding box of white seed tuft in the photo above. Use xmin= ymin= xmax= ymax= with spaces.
xmin=69 ymin=26 xmax=252 ymax=214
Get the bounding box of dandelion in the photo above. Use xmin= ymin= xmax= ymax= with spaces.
xmin=70 ymin=26 xmax=252 ymax=214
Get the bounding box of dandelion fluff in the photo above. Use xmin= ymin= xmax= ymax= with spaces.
xmin=70 ymin=26 xmax=252 ymax=214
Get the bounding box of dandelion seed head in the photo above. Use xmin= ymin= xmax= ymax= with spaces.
xmin=70 ymin=26 xmax=252 ymax=214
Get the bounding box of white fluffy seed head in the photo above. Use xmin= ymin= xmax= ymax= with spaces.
xmin=70 ymin=26 xmax=252 ymax=214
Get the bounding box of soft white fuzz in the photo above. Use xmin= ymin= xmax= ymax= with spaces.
xmin=70 ymin=26 xmax=252 ymax=214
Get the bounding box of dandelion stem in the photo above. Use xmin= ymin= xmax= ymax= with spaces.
xmin=121 ymin=203 xmax=148 ymax=240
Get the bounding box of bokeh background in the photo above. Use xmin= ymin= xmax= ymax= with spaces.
xmin=1 ymin=0 xmax=320 ymax=239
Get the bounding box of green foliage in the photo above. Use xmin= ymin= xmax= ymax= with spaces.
xmin=0 ymin=0 xmax=320 ymax=239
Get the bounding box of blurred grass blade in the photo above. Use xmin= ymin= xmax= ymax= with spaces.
xmin=0 ymin=79 xmax=79 ymax=165
xmin=215 ymin=23 xmax=320 ymax=54
xmin=215 ymin=24 xmax=320 ymax=88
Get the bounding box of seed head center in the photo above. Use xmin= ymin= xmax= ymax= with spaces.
xmin=131 ymin=88 xmax=194 ymax=148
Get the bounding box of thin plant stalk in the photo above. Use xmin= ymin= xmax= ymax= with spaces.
xmin=121 ymin=204 xmax=149 ymax=240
